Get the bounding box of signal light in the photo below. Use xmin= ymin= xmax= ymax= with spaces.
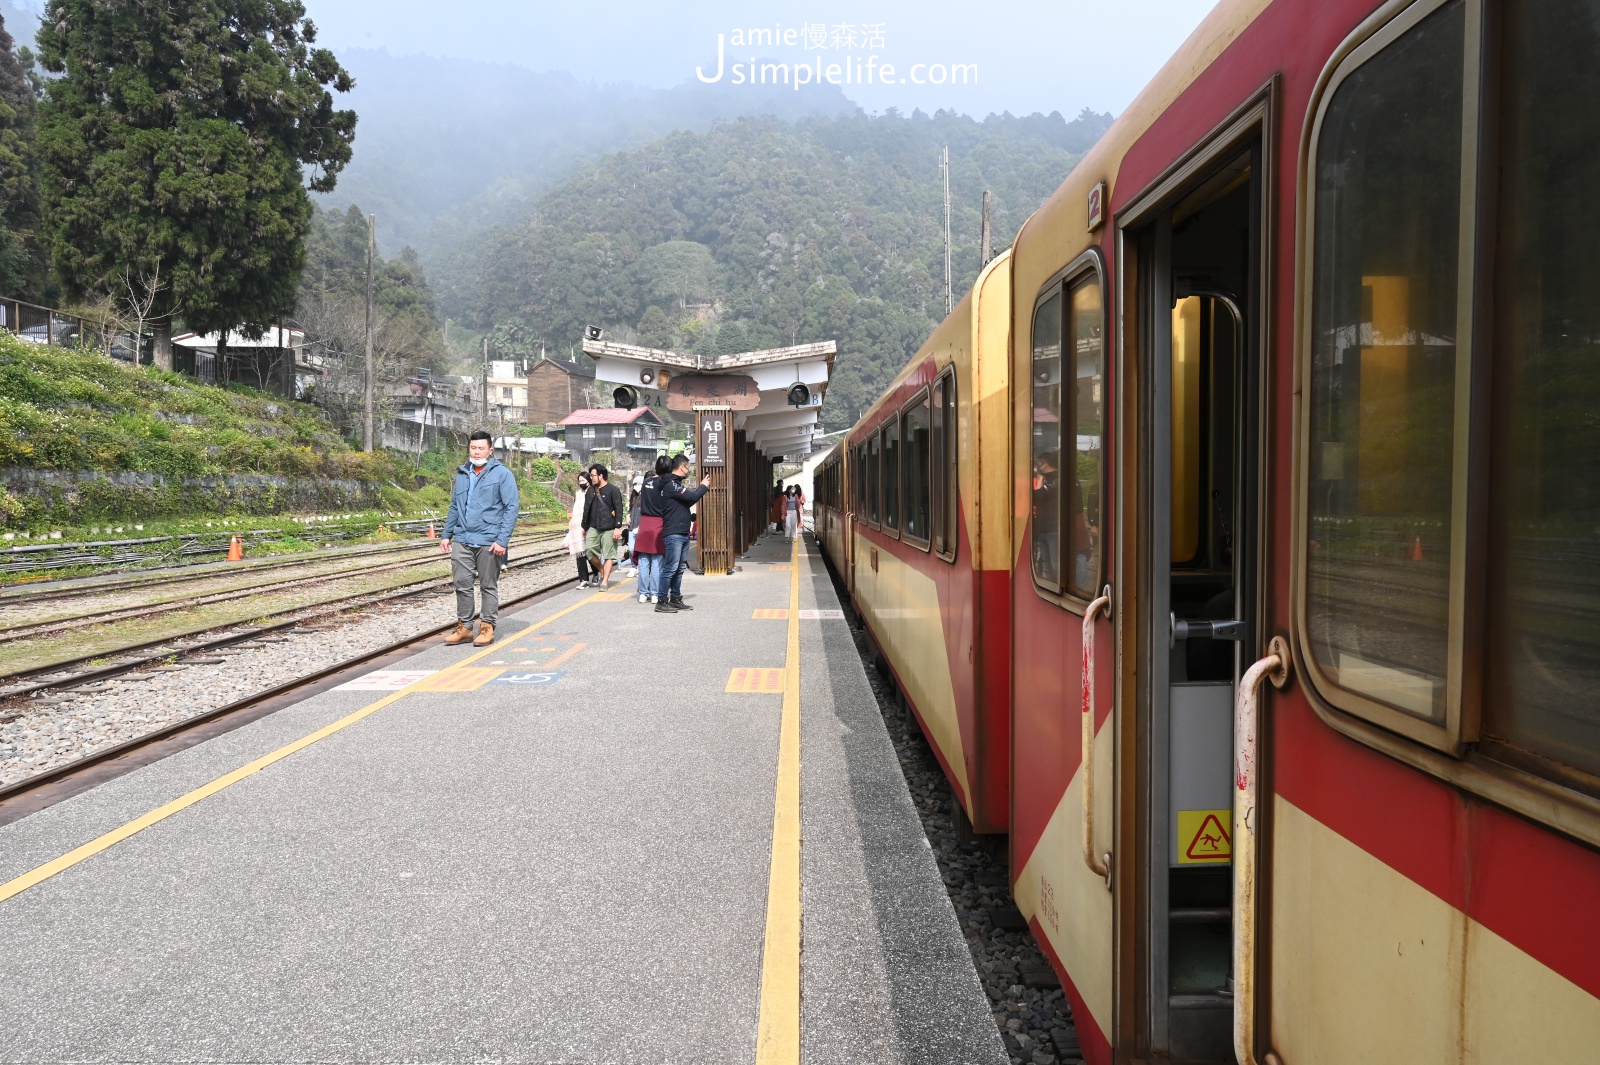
xmin=613 ymin=385 xmax=638 ymax=409
xmin=787 ymin=383 xmax=811 ymax=406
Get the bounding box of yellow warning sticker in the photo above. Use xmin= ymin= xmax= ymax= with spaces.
xmin=1178 ymin=809 xmax=1233 ymax=864
xmin=752 ymin=608 xmax=788 ymax=619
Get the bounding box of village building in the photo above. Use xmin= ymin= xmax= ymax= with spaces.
xmin=524 ymin=356 xmax=596 ymax=431
xmin=558 ymin=406 xmax=665 ymax=468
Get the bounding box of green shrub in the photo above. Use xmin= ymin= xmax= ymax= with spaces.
xmin=529 ymin=456 xmax=558 ymax=480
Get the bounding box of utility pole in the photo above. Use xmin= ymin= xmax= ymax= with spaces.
xmin=980 ymin=189 xmax=992 ymax=267
xmin=363 ymin=212 xmax=375 ymax=452
xmin=941 ymin=146 xmax=953 ymax=315
xmin=481 ymin=336 xmax=491 ymax=428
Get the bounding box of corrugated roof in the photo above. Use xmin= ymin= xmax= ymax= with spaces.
xmin=558 ymin=406 xmax=663 ymax=426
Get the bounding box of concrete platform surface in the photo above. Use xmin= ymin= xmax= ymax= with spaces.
xmin=0 ymin=531 xmax=1006 ymax=1065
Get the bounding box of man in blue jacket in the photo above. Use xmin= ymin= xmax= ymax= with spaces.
xmin=655 ymin=452 xmax=712 ymax=614
xmin=440 ymin=431 xmax=520 ymax=645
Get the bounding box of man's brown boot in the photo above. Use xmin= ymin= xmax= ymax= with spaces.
xmin=473 ymin=622 xmax=495 ymax=646
xmin=443 ymin=621 xmax=474 ymax=645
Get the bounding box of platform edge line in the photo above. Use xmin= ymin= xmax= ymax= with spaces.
xmin=755 ymin=534 xmax=803 ymax=1064
xmin=0 ymin=590 xmax=602 ymax=905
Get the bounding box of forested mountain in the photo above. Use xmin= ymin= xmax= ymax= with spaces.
xmin=458 ymin=107 xmax=1110 ymax=428
xmin=318 ymin=49 xmax=857 ymax=273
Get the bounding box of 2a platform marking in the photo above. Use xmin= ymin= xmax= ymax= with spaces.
xmin=413 ymin=666 xmax=504 ymax=692
xmin=489 ymin=671 xmax=565 ymax=687
xmin=797 ymin=609 xmax=844 ymax=620
xmin=752 ymin=608 xmax=788 ymax=620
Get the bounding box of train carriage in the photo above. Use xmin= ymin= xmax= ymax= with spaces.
xmin=822 ymin=0 xmax=1600 ymax=1060
xmin=819 ymin=250 xmax=1016 ymax=834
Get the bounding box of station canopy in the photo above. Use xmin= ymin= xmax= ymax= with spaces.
xmin=580 ymin=336 xmax=835 ymax=461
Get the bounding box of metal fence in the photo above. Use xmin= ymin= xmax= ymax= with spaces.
xmin=0 ymin=295 xmax=150 ymax=363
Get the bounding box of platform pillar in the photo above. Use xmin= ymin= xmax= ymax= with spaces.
xmin=695 ymin=405 xmax=734 ymax=575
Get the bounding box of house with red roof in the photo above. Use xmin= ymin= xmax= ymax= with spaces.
xmin=558 ymin=406 xmax=665 ymax=467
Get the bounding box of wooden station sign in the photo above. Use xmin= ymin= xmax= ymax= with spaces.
xmin=666 ymin=374 xmax=761 ymax=412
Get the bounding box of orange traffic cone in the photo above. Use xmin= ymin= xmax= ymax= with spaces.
xmin=426 ymin=522 xmax=437 ymax=539
xmin=227 ymin=534 xmax=243 ymax=561
xmin=1411 ymin=536 xmax=1423 ymax=562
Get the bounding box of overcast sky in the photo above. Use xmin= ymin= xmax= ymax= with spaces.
xmin=304 ymin=0 xmax=1216 ymax=118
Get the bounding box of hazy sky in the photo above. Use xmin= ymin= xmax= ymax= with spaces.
xmin=305 ymin=0 xmax=1217 ymax=118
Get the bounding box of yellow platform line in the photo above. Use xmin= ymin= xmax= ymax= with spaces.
xmin=0 ymin=586 xmax=607 ymax=906
xmin=754 ymin=534 xmax=802 ymax=1064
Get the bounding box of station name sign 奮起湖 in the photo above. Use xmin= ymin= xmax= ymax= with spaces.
xmin=667 ymin=374 xmax=761 ymax=412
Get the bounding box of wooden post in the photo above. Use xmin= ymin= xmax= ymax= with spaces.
xmin=695 ymin=405 xmax=734 ymax=575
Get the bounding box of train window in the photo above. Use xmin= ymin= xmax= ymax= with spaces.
xmin=1032 ymin=252 xmax=1107 ymax=603
xmin=867 ymin=433 xmax=881 ymax=526
xmin=902 ymin=392 xmax=932 ymax=549
xmin=1065 ymin=270 xmax=1105 ymax=599
xmin=1031 ymin=290 xmax=1065 ymax=590
xmin=883 ymin=416 xmax=901 ymax=535
xmin=932 ymin=369 xmax=958 ymax=560
xmin=1482 ymin=0 xmax=1600 ymax=782
xmin=1302 ymin=0 xmax=1469 ymax=737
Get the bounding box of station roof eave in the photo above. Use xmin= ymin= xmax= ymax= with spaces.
xmin=581 ymin=337 xmax=837 ymax=461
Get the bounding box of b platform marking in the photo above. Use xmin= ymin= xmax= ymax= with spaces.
xmin=727 ymin=667 xmax=786 ymax=693
xmin=798 ymin=609 xmax=844 ymax=620
xmin=335 ymin=669 xmax=438 ymax=691
xmin=489 ymin=671 xmax=565 ymax=687
xmin=1178 ymin=809 xmax=1233 ymax=864
xmin=413 ymin=666 xmax=504 ymax=692
xmin=752 ymin=608 xmax=788 ymax=620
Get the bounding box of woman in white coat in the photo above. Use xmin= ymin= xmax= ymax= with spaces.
xmin=563 ymin=472 xmax=593 ymax=587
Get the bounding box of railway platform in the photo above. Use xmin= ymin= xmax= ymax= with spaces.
xmin=0 ymin=529 xmax=1005 ymax=1065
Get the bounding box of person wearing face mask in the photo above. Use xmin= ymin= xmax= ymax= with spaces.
xmin=564 ymin=471 xmax=594 ymax=587
xmin=440 ymin=430 xmax=520 ymax=646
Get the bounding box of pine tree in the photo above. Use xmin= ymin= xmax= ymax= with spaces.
xmin=0 ymin=13 xmax=43 ymax=299
xmin=35 ymin=0 xmax=357 ymax=368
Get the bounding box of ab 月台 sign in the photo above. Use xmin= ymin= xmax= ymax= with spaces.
xmin=699 ymin=413 xmax=728 ymax=467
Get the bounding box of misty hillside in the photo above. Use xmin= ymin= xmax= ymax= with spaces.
xmin=446 ymin=107 xmax=1112 ymax=428
xmin=320 ymin=49 xmax=858 ymax=266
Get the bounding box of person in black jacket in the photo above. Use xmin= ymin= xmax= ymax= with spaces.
xmin=655 ymin=452 xmax=711 ymax=614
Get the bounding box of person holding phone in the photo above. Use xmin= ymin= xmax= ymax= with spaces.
xmin=655 ymin=452 xmax=712 ymax=614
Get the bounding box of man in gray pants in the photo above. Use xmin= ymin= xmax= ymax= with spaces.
xmin=439 ymin=430 xmax=520 ymax=646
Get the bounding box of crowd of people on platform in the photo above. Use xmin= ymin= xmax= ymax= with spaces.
xmin=440 ymin=431 xmax=807 ymax=643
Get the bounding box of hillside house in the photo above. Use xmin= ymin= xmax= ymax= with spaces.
xmin=525 ymin=357 xmax=596 ymax=430
xmin=559 ymin=407 xmax=665 ymax=468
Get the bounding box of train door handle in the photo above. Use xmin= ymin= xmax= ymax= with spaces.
xmin=1234 ymin=636 xmax=1291 ymax=1065
xmin=1080 ymin=586 xmax=1113 ymax=888
xmin=1170 ymin=614 xmax=1244 ymax=648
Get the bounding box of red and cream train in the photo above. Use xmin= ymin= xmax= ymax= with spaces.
xmin=812 ymin=0 xmax=1600 ymax=1061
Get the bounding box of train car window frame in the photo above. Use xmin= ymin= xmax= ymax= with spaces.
xmin=1287 ymin=0 xmax=1600 ymax=845
xmin=1293 ymin=0 xmax=1483 ymax=756
xmin=932 ymin=367 xmax=958 ymax=562
xmin=883 ymin=414 xmax=902 ymax=538
xmin=901 ymin=387 xmax=933 ymax=552
xmin=867 ymin=432 xmax=882 ymax=528
xmin=1030 ymin=248 xmax=1109 ymax=614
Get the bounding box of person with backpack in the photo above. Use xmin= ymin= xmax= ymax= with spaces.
xmin=440 ymin=430 xmax=520 ymax=646
xmin=655 ymin=452 xmax=711 ymax=614
xmin=581 ymin=463 xmax=626 ymax=590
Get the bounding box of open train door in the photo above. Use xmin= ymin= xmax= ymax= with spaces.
xmin=1115 ymin=91 xmax=1275 ymax=1065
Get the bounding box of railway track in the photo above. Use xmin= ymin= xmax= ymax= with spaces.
xmin=0 ymin=540 xmax=572 ymax=700
xmin=0 ymin=531 xmax=563 ymax=641
xmin=0 ymin=570 xmax=581 ymax=826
